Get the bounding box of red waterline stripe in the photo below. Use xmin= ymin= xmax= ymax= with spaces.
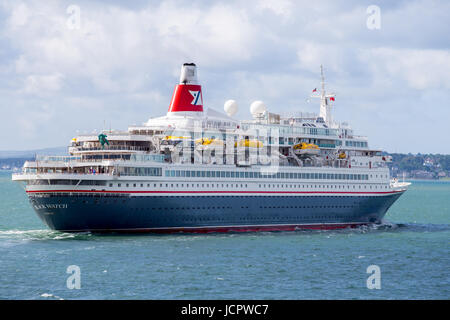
xmin=26 ymin=189 xmax=405 ymax=195
xmin=60 ymin=223 xmax=366 ymax=234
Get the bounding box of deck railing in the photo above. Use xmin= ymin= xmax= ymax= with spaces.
xmin=35 ymin=155 xmax=81 ymax=163
xmin=72 ymin=146 xmax=150 ymax=152
xmin=31 ymin=153 xmax=165 ymax=166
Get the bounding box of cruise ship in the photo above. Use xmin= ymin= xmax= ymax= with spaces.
xmin=12 ymin=63 xmax=409 ymax=233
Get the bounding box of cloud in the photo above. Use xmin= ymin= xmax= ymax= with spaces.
xmin=257 ymin=0 xmax=293 ymax=19
xmin=296 ymin=42 xmax=352 ymax=74
xmin=0 ymin=0 xmax=449 ymax=153
xmin=23 ymin=73 xmax=64 ymax=95
xmin=15 ymin=103 xmax=55 ymax=139
xmin=2 ymin=1 xmax=257 ymax=91
xmin=359 ymin=47 xmax=450 ymax=90
xmin=8 ymin=2 xmax=30 ymax=28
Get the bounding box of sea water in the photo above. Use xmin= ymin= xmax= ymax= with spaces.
xmin=0 ymin=171 xmax=448 ymax=299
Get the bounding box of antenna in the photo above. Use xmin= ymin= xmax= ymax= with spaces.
xmin=320 ymin=64 xmax=325 ymax=94
xmin=311 ymin=65 xmax=336 ymax=126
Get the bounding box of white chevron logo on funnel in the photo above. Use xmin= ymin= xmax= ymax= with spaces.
xmin=189 ymin=90 xmax=202 ymax=105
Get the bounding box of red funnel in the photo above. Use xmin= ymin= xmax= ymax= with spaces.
xmin=168 ymin=84 xmax=203 ymax=113
xmin=168 ymin=63 xmax=203 ymax=114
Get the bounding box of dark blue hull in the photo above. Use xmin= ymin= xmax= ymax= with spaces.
xmin=27 ymin=192 xmax=404 ymax=233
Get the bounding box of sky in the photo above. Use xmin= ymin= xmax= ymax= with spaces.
xmin=0 ymin=0 xmax=449 ymax=154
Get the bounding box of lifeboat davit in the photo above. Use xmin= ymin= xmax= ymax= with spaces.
xmin=195 ymin=138 xmax=224 ymax=150
xmin=293 ymin=142 xmax=319 ymax=156
xmin=235 ymin=139 xmax=263 ymax=148
xmin=160 ymin=136 xmax=191 ymax=151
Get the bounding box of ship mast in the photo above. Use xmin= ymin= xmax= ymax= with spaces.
xmin=317 ymin=65 xmax=335 ymax=126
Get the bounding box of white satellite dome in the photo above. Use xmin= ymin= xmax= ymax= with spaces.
xmin=250 ymin=100 xmax=267 ymax=116
xmin=224 ymin=100 xmax=238 ymax=117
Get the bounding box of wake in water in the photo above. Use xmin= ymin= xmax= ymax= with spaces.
xmin=272 ymin=220 xmax=450 ymax=236
xmin=0 ymin=229 xmax=92 ymax=241
xmin=390 ymin=222 xmax=450 ymax=233
xmin=40 ymin=293 xmax=64 ymax=300
xmin=0 ymin=221 xmax=447 ymax=242
xmin=351 ymin=220 xmax=450 ymax=234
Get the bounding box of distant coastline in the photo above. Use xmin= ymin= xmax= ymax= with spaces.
xmin=0 ymin=146 xmax=66 ymax=159
xmin=405 ymin=178 xmax=450 ymax=182
xmin=385 ymin=153 xmax=450 ymax=180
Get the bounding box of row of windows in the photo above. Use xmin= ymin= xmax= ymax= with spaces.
xmin=242 ymin=125 xmax=339 ymax=137
xmin=111 ymin=182 xmax=388 ymax=190
xmin=116 ymin=215 xmax=359 ymax=223
xmin=260 ymin=205 xmax=354 ymax=209
xmin=31 ymin=194 xmax=374 ymax=199
xmin=28 ymin=180 xmax=386 ymax=190
xmin=345 ymin=141 xmax=368 ymax=148
xmin=35 ymin=198 xmax=358 ymax=214
xmin=125 ymin=205 xmax=358 ymax=210
xmin=165 ymin=170 xmax=370 ymax=181
xmin=117 ymin=167 xmax=162 ymax=176
xmin=123 ymin=216 xmax=359 ymax=223
xmin=109 ymin=183 xmax=387 ymax=189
